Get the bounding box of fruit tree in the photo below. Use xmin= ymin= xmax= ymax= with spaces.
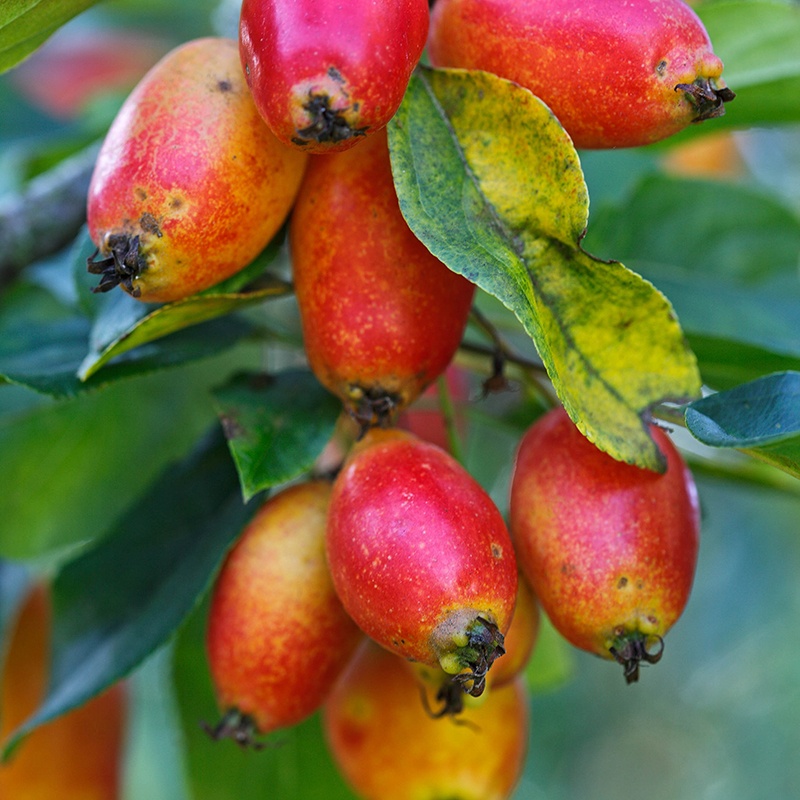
xmin=1 ymin=0 xmax=799 ymax=798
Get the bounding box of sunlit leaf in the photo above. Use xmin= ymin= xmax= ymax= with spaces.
xmin=685 ymin=371 xmax=800 ymax=479
xmin=1 ymin=429 xmax=253 ymax=759
xmin=211 ymin=370 xmax=341 ymax=501
xmin=0 ymin=0 xmax=99 ymax=73
xmin=390 ymin=67 xmax=701 ymax=471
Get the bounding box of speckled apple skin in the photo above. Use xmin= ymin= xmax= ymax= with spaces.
xmin=239 ymin=0 xmax=429 ymax=152
xmin=87 ymin=37 xmax=307 ymax=303
xmin=290 ymin=129 xmax=475 ymax=416
xmin=323 ymin=640 xmax=529 ymax=800
xmin=429 ymin=0 xmax=731 ymax=149
xmin=510 ymin=407 xmax=700 ymax=659
xmin=206 ymin=481 xmax=362 ymax=734
xmin=326 ymin=428 xmax=517 ymax=667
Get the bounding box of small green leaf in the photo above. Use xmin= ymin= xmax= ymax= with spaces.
xmin=390 ymin=67 xmax=701 ymax=471
xmin=1 ymin=428 xmax=253 ymax=759
xmin=0 ymin=0 xmax=100 ymax=73
xmin=212 ymin=370 xmax=341 ymax=501
xmin=685 ymin=372 xmax=800 ymax=479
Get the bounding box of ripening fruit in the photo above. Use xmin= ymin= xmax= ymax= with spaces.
xmin=239 ymin=0 xmax=429 ymax=153
xmin=428 ymin=0 xmax=735 ymax=149
xmin=509 ymin=407 xmax=700 ymax=683
xmin=290 ymin=129 xmax=475 ymax=426
xmin=205 ymin=481 xmax=362 ymax=745
xmin=86 ymin=37 xmax=307 ymax=303
xmin=324 ymin=639 xmax=529 ymax=800
xmin=0 ymin=584 xmax=126 ymax=799
xmin=326 ymin=428 xmax=517 ymax=696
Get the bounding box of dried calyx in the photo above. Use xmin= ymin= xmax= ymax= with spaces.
xmin=86 ymin=234 xmax=144 ymax=297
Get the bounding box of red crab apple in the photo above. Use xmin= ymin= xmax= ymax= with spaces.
xmin=326 ymin=428 xmax=518 ymax=697
xmin=428 ymin=0 xmax=734 ymax=149
xmin=509 ymin=407 xmax=700 ymax=682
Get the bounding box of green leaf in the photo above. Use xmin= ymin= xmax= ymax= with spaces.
xmin=0 ymin=307 xmax=255 ymax=397
xmin=72 ymin=227 xmax=290 ymax=380
xmin=0 ymin=0 xmax=100 ymax=73
xmin=697 ymin=0 xmax=800 ymax=128
xmin=585 ymin=175 xmax=800 ymax=388
xmin=1 ymin=428 xmax=253 ymax=759
xmin=524 ymin=613 xmax=577 ymax=695
xmin=211 ymin=370 xmax=341 ymax=501
xmin=389 ymin=67 xmax=701 ymax=471
xmin=685 ymin=371 xmax=800 ymax=479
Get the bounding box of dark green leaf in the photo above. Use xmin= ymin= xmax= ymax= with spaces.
xmin=685 ymin=371 xmax=800 ymax=478
xmin=0 ymin=0 xmax=100 ymax=73
xmin=212 ymin=370 xmax=341 ymax=501
xmin=1 ymin=428 xmax=253 ymax=758
xmin=390 ymin=67 xmax=701 ymax=471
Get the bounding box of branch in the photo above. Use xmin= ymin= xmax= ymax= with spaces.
xmin=0 ymin=141 xmax=99 ymax=292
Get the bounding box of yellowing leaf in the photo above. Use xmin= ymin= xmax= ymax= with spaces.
xmin=389 ymin=67 xmax=701 ymax=470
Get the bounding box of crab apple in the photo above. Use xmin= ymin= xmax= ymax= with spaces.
xmin=428 ymin=0 xmax=735 ymax=149
xmin=86 ymin=37 xmax=307 ymax=303
xmin=323 ymin=639 xmax=529 ymax=800
xmin=290 ymin=129 xmax=475 ymax=427
xmin=205 ymin=480 xmax=362 ymax=746
xmin=509 ymin=407 xmax=700 ymax=683
xmin=0 ymin=584 xmax=126 ymax=800
xmin=326 ymin=428 xmax=517 ymax=697
xmin=239 ymin=0 xmax=429 ymax=153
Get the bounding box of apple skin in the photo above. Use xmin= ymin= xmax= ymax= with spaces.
xmin=206 ymin=480 xmax=362 ymax=740
xmin=239 ymin=0 xmax=429 ymax=152
xmin=428 ymin=0 xmax=734 ymax=149
xmin=326 ymin=428 xmax=517 ymax=692
xmin=0 ymin=585 xmax=126 ymax=800
xmin=290 ymin=129 xmax=475 ymax=426
xmin=323 ymin=639 xmax=529 ymax=800
xmin=87 ymin=37 xmax=307 ymax=303
xmin=509 ymin=407 xmax=700 ymax=682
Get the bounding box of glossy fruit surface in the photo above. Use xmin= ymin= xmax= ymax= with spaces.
xmin=326 ymin=428 xmax=517 ymax=694
xmin=206 ymin=480 xmax=362 ymax=743
xmin=324 ymin=639 xmax=529 ymax=800
xmin=87 ymin=37 xmax=307 ymax=303
xmin=239 ymin=0 xmax=429 ymax=152
xmin=509 ymin=407 xmax=700 ymax=682
xmin=428 ymin=0 xmax=735 ymax=149
xmin=0 ymin=584 xmax=126 ymax=799
xmin=290 ymin=129 xmax=475 ymax=425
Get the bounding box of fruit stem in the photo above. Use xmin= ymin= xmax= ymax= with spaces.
xmin=201 ymin=708 xmax=265 ymax=750
xmin=609 ymin=632 xmax=664 ymax=684
xmin=86 ymin=233 xmax=144 ymax=297
xmin=675 ymin=79 xmax=735 ymax=123
xmin=437 ymin=615 xmax=506 ymax=698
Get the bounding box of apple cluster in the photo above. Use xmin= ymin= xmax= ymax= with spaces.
xmin=80 ymin=0 xmax=722 ymax=796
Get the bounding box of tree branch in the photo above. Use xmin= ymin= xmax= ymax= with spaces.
xmin=0 ymin=141 xmax=99 ymax=292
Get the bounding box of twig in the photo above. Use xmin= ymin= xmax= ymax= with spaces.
xmin=0 ymin=141 xmax=99 ymax=293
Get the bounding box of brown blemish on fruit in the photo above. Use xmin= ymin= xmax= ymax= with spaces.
xmin=617 ymin=576 xmax=629 ymax=589
xmin=491 ymin=543 xmax=503 ymax=559
xmin=217 ymin=79 xmax=233 ymax=93
xmin=139 ymin=212 xmax=162 ymax=237
xmin=169 ymin=195 xmax=184 ymax=211
xmin=134 ymin=187 xmax=147 ymax=202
